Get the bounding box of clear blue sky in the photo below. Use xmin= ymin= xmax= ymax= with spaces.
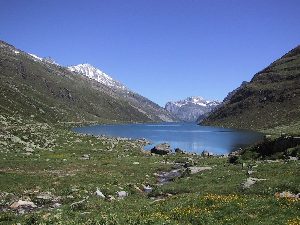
xmin=1 ymin=0 xmax=299 ymax=106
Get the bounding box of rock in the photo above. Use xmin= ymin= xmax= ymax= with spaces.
xmin=175 ymin=148 xmax=184 ymax=154
xmin=189 ymin=166 xmax=212 ymax=174
xmin=95 ymin=188 xmax=105 ymax=198
xmin=133 ymin=185 xmax=143 ymax=193
xmin=201 ymin=150 xmax=210 ymax=157
xmin=25 ymin=147 xmax=34 ymax=153
xmin=275 ymin=191 xmax=300 ymax=199
xmin=150 ymin=198 xmax=165 ymax=204
xmin=133 ymin=162 xmax=140 ymax=165
xmin=35 ymin=192 xmax=53 ymax=204
xmin=288 ymin=156 xmax=298 ymax=161
xmin=36 ymin=192 xmax=52 ymax=200
xmin=80 ymin=154 xmax=90 ymax=160
xmin=106 ymin=195 xmax=115 ymax=202
xmin=70 ymin=198 xmax=87 ymax=210
xmin=142 ymin=185 xmax=153 ymax=193
xmin=229 ymin=156 xmax=239 ymax=163
xmin=247 ymin=170 xmax=255 ymax=175
xmin=116 ymin=191 xmax=128 ymax=199
xmin=23 ymin=152 xmax=32 ymax=156
xmin=151 ymin=143 xmax=171 ymax=155
xmin=242 ymin=177 xmax=267 ymax=189
xmin=52 ymin=203 xmax=61 ymax=208
xmin=157 ymin=169 xmax=182 ymax=185
xmin=183 ymin=161 xmax=194 ymax=168
xmin=10 ymin=200 xmax=37 ymax=209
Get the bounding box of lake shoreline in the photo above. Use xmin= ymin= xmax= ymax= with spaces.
xmin=72 ymin=122 xmax=264 ymax=155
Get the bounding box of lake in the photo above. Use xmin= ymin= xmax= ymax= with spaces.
xmin=73 ymin=123 xmax=264 ymax=155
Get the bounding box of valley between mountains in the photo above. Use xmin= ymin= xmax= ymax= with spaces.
xmin=0 ymin=41 xmax=299 ymax=224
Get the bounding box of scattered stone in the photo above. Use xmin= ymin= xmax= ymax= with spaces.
xmin=36 ymin=192 xmax=52 ymax=201
xmin=10 ymin=200 xmax=37 ymax=209
xmin=201 ymin=150 xmax=210 ymax=157
xmin=183 ymin=161 xmax=194 ymax=168
xmin=150 ymin=198 xmax=165 ymax=204
xmin=70 ymin=198 xmax=88 ymax=210
xmin=288 ymin=156 xmax=298 ymax=161
xmin=95 ymin=188 xmax=105 ymax=198
xmin=157 ymin=169 xmax=182 ymax=185
xmin=151 ymin=143 xmax=171 ymax=155
xmin=247 ymin=170 xmax=255 ymax=175
xmin=80 ymin=154 xmax=90 ymax=160
xmin=189 ymin=166 xmax=212 ymax=174
xmin=24 ymin=147 xmax=34 ymax=153
xmin=242 ymin=177 xmax=267 ymax=189
xmin=106 ymin=195 xmax=115 ymax=202
xmin=175 ymin=148 xmax=185 ymax=154
xmin=228 ymin=149 xmax=242 ymax=164
xmin=23 ymin=152 xmax=32 ymax=156
xmin=134 ymin=185 xmax=143 ymax=193
xmin=142 ymin=185 xmax=153 ymax=193
xmin=52 ymin=203 xmax=62 ymax=208
xmin=275 ymin=191 xmax=300 ymax=199
xmin=116 ymin=191 xmax=128 ymax=199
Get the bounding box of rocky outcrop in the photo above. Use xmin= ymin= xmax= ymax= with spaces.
xmin=151 ymin=143 xmax=172 ymax=155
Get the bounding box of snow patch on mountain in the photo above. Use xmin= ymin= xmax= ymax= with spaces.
xmin=68 ymin=64 xmax=126 ymax=90
xmin=29 ymin=53 xmax=43 ymax=61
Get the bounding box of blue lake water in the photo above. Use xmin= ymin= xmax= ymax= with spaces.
xmin=73 ymin=123 xmax=264 ymax=155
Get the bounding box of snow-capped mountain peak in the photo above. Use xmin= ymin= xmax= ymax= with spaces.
xmin=68 ymin=63 xmax=126 ymax=90
xmin=172 ymin=96 xmax=219 ymax=108
xmin=165 ymin=96 xmax=221 ymax=122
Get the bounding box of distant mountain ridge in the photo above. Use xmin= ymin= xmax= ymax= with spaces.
xmin=202 ymin=45 xmax=300 ymax=130
xmin=165 ymin=96 xmax=221 ymax=122
xmin=0 ymin=40 xmax=175 ymax=123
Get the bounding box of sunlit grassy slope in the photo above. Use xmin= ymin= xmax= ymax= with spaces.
xmin=203 ymin=46 xmax=300 ymax=134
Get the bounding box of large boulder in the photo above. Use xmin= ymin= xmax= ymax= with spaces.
xmin=151 ymin=143 xmax=171 ymax=155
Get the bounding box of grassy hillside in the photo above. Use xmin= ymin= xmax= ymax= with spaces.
xmin=0 ymin=122 xmax=299 ymax=224
xmin=202 ymin=46 xmax=300 ymax=134
xmin=0 ymin=41 xmax=157 ymax=124
xmin=0 ymin=40 xmax=299 ymax=224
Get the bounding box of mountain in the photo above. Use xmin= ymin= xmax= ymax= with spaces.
xmin=68 ymin=64 xmax=176 ymax=122
xmin=222 ymin=81 xmax=248 ymax=103
xmin=68 ymin=64 xmax=126 ymax=90
xmin=0 ymin=40 xmax=174 ymax=124
xmin=202 ymin=45 xmax=300 ymax=131
xmin=165 ymin=96 xmax=221 ymax=122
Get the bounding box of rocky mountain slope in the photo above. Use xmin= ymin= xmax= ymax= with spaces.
xmin=68 ymin=64 xmax=126 ymax=90
xmin=0 ymin=40 xmax=174 ymax=124
xmin=165 ymin=96 xmax=221 ymax=122
xmin=68 ymin=64 xmax=176 ymax=122
xmin=202 ymin=45 xmax=300 ymax=131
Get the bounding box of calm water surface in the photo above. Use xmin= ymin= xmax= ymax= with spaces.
xmin=73 ymin=123 xmax=264 ymax=155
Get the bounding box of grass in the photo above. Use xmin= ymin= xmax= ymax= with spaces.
xmin=0 ymin=116 xmax=299 ymax=225
xmin=0 ymin=40 xmax=299 ymax=224
xmin=202 ymin=45 xmax=300 ymax=132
